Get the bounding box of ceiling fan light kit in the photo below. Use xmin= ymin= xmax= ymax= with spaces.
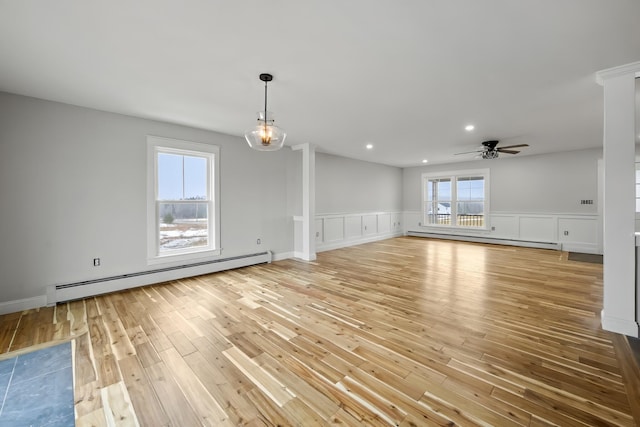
xmin=455 ymin=140 xmax=529 ymax=160
xmin=245 ymin=73 xmax=286 ymax=151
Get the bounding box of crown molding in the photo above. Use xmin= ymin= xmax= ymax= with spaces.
xmin=596 ymin=61 xmax=640 ymax=86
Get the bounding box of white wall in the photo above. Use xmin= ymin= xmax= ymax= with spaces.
xmin=316 ymin=152 xmax=402 ymax=214
xmin=313 ymin=153 xmax=403 ymax=252
xmin=403 ymin=148 xmax=600 ymax=214
xmin=0 ymin=92 xmax=292 ymax=304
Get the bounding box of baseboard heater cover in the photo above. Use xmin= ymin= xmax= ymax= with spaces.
xmin=48 ymin=251 xmax=272 ymax=305
xmin=407 ymin=231 xmax=561 ymax=250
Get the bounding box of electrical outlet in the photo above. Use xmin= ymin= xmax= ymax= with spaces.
xmin=93 ymin=258 xmax=100 ymax=267
xmin=256 ymin=238 xmax=261 ymax=245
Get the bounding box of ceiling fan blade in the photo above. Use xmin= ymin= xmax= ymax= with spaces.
xmin=497 ymin=144 xmax=529 ymax=149
xmin=497 ymin=149 xmax=520 ymax=154
xmin=454 ymin=150 xmax=482 ymax=155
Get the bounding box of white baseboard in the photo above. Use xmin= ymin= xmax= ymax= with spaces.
xmin=316 ymin=232 xmax=403 ymax=253
xmin=0 ymin=295 xmax=48 ymax=316
xmin=407 ymin=231 xmax=561 ymax=250
xmin=272 ymin=251 xmax=294 ymax=261
xmin=293 ymin=251 xmax=317 ymax=261
xmin=50 ymin=251 xmax=272 ymax=305
xmin=561 ymin=243 xmax=600 ymax=254
xmin=601 ymin=310 xmax=639 ymax=337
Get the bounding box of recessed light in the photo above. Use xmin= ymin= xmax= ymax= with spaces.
xmin=366 ymin=143 xmax=373 ymax=149
xmin=465 ymin=124 xmax=475 ymax=132
xmin=422 ymin=159 xmax=428 ymax=164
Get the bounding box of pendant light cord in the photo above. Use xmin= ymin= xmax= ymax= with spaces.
xmin=264 ymin=79 xmax=269 ymax=131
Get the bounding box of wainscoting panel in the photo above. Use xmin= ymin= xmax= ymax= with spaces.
xmin=345 ymin=216 xmax=363 ymax=239
xmin=404 ymin=211 xmax=600 ymax=254
xmin=558 ymin=216 xmax=599 ymax=253
xmin=490 ymin=215 xmax=519 ymax=239
xmin=315 ymin=219 xmax=324 ymax=244
xmin=363 ymin=215 xmax=378 ymax=236
xmin=377 ymin=213 xmax=391 ymax=234
xmin=324 ymin=217 xmax=345 ymax=243
xmin=391 ymin=213 xmax=402 ymax=233
xmin=316 ymin=212 xmax=403 ymax=252
xmin=519 ymin=215 xmax=556 ymax=243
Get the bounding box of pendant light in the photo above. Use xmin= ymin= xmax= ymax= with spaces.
xmin=245 ymin=73 xmax=286 ymax=151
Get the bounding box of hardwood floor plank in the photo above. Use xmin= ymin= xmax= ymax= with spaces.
xmin=223 ymin=346 xmax=296 ymax=407
xmin=612 ymin=334 xmax=640 ymax=424
xmin=74 ymin=380 xmax=104 ymax=419
xmin=101 ymin=381 xmax=139 ymax=427
xmin=119 ymin=355 xmax=170 ymax=427
xmin=144 ymin=361 xmax=203 ymax=426
xmin=159 ymin=347 xmax=233 ymax=426
xmin=254 ymin=352 xmax=340 ymax=421
xmin=2 ymin=237 xmax=639 ymax=425
xmin=243 ymin=387 xmax=292 ymax=426
xmin=0 ymin=312 xmax=20 ymax=353
xmin=74 ymin=332 xmax=98 ymax=388
xmin=75 ymin=408 xmax=108 ymax=427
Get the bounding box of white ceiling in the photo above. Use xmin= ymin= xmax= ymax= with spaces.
xmin=1 ymin=1 xmax=639 ymax=167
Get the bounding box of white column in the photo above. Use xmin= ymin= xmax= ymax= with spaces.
xmin=596 ymin=61 xmax=640 ymax=337
xmin=292 ymin=143 xmax=316 ymax=261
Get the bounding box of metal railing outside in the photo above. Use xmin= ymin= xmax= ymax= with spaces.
xmin=427 ymin=214 xmax=484 ymax=227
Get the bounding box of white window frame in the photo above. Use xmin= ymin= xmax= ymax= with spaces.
xmin=147 ymin=135 xmax=220 ymax=264
xmin=635 ymin=162 xmax=640 ymax=216
xmin=421 ymin=168 xmax=490 ymax=230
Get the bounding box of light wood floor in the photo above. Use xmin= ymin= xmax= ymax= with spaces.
xmin=1 ymin=237 xmax=639 ymax=426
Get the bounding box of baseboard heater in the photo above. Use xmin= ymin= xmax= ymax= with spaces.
xmin=47 ymin=251 xmax=272 ymax=305
xmin=406 ymin=231 xmax=561 ymax=250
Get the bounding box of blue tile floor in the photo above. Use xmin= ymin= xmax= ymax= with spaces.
xmin=0 ymin=342 xmax=74 ymax=426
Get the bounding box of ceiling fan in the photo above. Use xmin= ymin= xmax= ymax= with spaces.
xmin=455 ymin=140 xmax=529 ymax=159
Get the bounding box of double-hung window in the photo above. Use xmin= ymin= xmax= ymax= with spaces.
xmin=422 ymin=169 xmax=489 ymax=229
xmin=635 ymin=162 xmax=640 ymax=214
xmin=147 ymin=136 xmax=220 ymax=263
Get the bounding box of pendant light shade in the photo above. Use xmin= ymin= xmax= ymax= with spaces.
xmin=245 ymin=73 xmax=286 ymax=151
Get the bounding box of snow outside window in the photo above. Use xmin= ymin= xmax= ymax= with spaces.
xmin=147 ymin=136 xmax=220 ymax=263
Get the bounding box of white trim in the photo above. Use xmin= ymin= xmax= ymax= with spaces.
xmin=146 ymin=135 xmax=221 ymax=265
xmin=294 ymin=252 xmax=317 ymax=261
xmin=407 ymin=231 xmax=561 ymax=250
xmin=561 ymin=243 xmax=599 ymax=254
xmin=292 ymin=143 xmax=316 ymax=262
xmin=595 ymin=60 xmax=640 ymax=85
xmin=0 ymin=296 xmax=47 ymax=315
xmin=404 ymin=210 xmax=600 ymax=253
xmin=601 ymin=310 xmax=639 ymax=338
xmin=272 ymin=251 xmax=294 ymax=261
xmin=315 ymin=211 xmax=403 ymax=253
xmin=49 ymin=252 xmax=270 ymax=304
xmin=421 ymin=168 xmax=490 ymax=230
xmin=317 ymin=231 xmax=403 ymax=253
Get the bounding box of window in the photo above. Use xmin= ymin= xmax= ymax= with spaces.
xmin=147 ymin=136 xmax=220 ymax=263
xmin=636 ymin=162 xmax=640 ymax=213
xmin=422 ymin=169 xmax=489 ymax=228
